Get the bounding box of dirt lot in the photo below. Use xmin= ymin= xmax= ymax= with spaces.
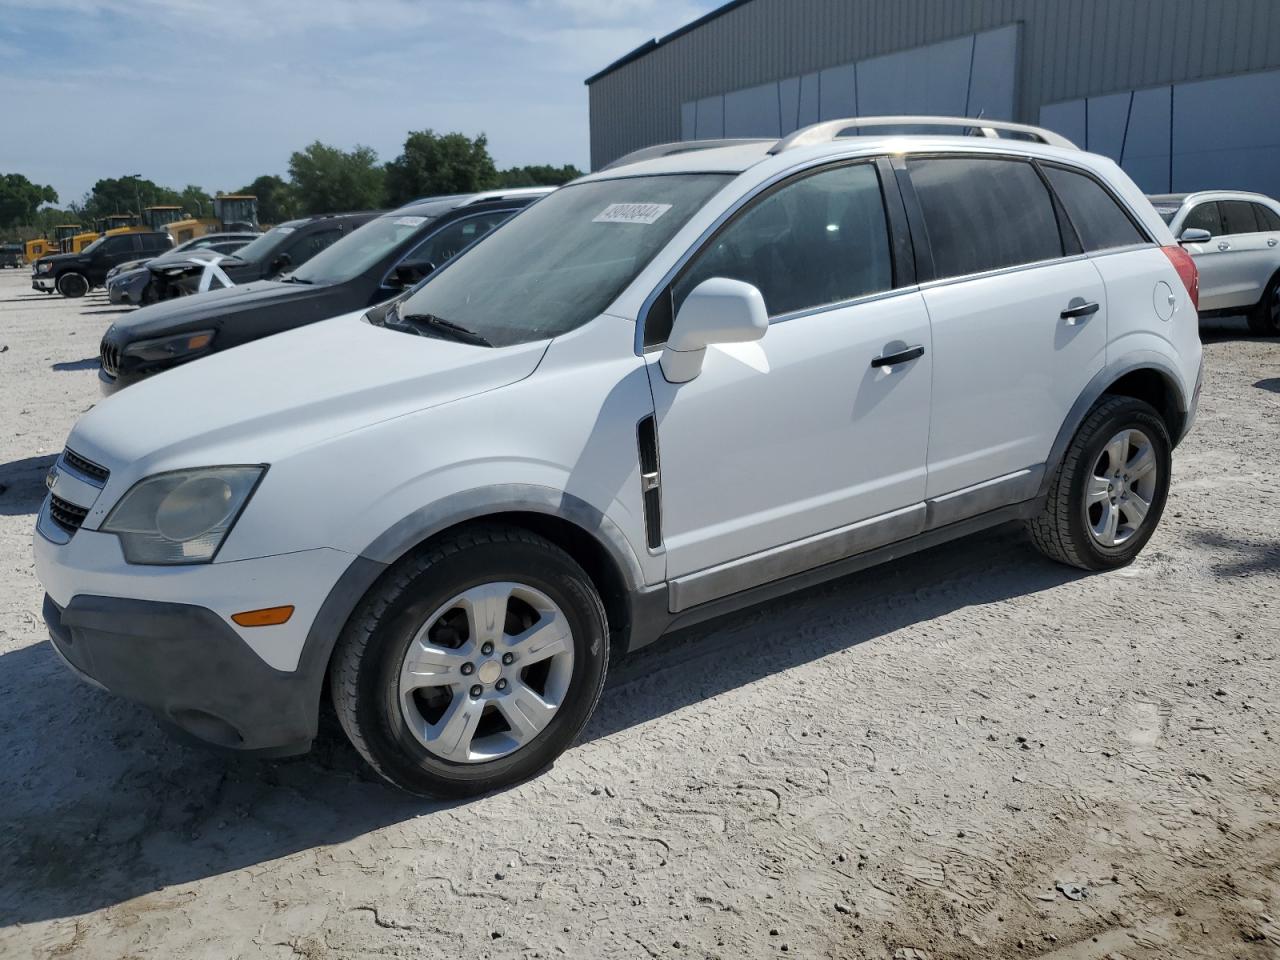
xmin=0 ymin=267 xmax=1277 ymax=959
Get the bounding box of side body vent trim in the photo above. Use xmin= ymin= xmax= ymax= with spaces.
xmin=637 ymin=415 xmax=662 ymax=549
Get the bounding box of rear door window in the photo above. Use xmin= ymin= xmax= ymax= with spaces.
xmin=401 ymin=211 xmax=512 ymax=272
xmin=295 ymin=228 xmax=343 ymax=260
xmin=1222 ymin=200 xmax=1262 ymax=235
xmin=1182 ymin=202 xmax=1223 ymax=237
xmin=673 ymin=161 xmax=894 ymax=319
xmin=907 ymin=156 xmax=1062 ymax=280
xmin=1043 ymin=166 xmax=1146 ymax=252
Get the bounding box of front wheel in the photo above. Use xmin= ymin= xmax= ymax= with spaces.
xmin=330 ymin=526 xmax=609 ymax=797
xmin=56 ymin=271 xmax=89 ymax=298
xmin=1027 ymin=396 xmax=1172 ymax=571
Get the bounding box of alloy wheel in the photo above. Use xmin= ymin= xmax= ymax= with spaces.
xmin=397 ymin=582 xmax=575 ymax=763
xmin=1085 ymin=428 xmax=1159 ymax=548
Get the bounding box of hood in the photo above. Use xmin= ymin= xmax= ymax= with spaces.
xmin=71 ymin=311 xmax=550 ymax=470
xmin=156 ymin=247 xmax=232 ymax=266
xmin=106 ymin=280 xmax=310 ymax=339
xmin=109 ymin=258 xmax=149 ymax=276
xmin=37 ymin=252 xmax=85 ymax=267
xmin=151 ymin=250 xmax=243 ymax=276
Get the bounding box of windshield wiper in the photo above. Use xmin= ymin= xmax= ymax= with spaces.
xmin=399 ymin=312 xmax=492 ymax=347
xmin=278 ymin=274 xmax=313 ymax=284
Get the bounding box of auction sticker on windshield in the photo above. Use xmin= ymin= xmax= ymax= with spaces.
xmin=593 ymin=203 xmax=672 ymax=225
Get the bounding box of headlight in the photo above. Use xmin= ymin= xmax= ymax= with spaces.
xmin=38 ymin=261 xmax=53 ymax=273
xmin=101 ymin=466 xmax=264 ymax=564
xmin=123 ymin=329 xmax=215 ymax=363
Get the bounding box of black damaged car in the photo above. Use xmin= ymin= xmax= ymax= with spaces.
xmin=144 ymin=211 xmax=378 ymax=301
xmin=98 ymin=189 xmax=550 ymax=393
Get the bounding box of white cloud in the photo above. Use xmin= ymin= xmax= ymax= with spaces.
xmin=0 ymin=0 xmax=720 ymax=203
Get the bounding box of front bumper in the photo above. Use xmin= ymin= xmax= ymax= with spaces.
xmin=32 ymin=276 xmax=54 ymax=291
xmin=45 ymin=594 xmax=318 ymax=754
xmin=107 ymin=272 xmax=148 ymax=305
xmin=35 ymin=513 xmax=363 ymax=753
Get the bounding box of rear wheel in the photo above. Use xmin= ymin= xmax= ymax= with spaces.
xmin=1028 ymin=396 xmax=1171 ymax=571
xmin=56 ymin=272 xmax=89 ymax=298
xmin=330 ymin=526 xmax=609 ymax=797
xmin=1246 ymin=272 xmax=1280 ymax=336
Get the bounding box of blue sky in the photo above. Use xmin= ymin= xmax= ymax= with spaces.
xmin=0 ymin=0 xmax=718 ymax=207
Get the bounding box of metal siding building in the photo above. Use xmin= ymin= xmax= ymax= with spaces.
xmin=586 ymin=0 xmax=1280 ymax=196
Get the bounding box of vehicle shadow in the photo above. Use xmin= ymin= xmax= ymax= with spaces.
xmin=1198 ymin=314 xmax=1267 ymax=343
xmin=1255 ymin=378 xmax=1280 ymax=394
xmin=0 ymin=522 xmax=1081 ymax=927
xmin=0 ymin=453 xmax=56 ymax=516
xmin=51 ymin=357 xmax=99 ymax=372
xmin=1190 ymin=529 xmax=1280 ymax=578
xmin=79 ymin=308 xmax=133 ymax=315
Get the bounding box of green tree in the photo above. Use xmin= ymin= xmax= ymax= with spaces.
xmin=494 ymin=163 xmax=583 ymax=188
xmin=239 ymin=174 xmax=298 ymax=224
xmin=0 ymin=173 xmax=58 ymax=229
xmin=384 ymin=130 xmax=497 ymax=205
xmin=178 ymin=184 xmax=213 ymax=219
xmin=288 ymin=142 xmax=384 ymax=215
xmin=82 ymin=176 xmax=183 ymax=220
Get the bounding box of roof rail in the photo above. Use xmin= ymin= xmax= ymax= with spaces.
xmin=770 ymin=116 xmax=1078 ymax=153
xmin=458 ymin=187 xmax=557 ymax=207
xmin=602 ymin=138 xmax=775 ymax=171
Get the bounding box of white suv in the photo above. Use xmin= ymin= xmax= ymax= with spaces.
xmin=1150 ymin=190 xmax=1280 ymax=335
xmin=36 ymin=117 xmax=1203 ymax=797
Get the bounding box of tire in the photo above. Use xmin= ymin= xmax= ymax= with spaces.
xmin=1246 ymin=272 xmax=1280 ymax=336
xmin=330 ymin=525 xmax=609 ymax=798
xmin=1027 ymin=396 xmax=1172 ymax=571
xmin=56 ymin=272 xmax=89 ymax=298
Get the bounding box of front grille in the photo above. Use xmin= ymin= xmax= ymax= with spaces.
xmin=49 ymin=495 xmax=89 ymax=535
xmin=62 ymin=448 xmax=110 ymax=485
xmin=100 ymin=338 xmax=121 ymax=377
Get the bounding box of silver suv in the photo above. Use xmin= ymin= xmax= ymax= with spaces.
xmin=1150 ymin=191 xmax=1280 ymax=335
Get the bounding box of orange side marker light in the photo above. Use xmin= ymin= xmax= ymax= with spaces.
xmin=231 ymin=605 xmax=295 ymax=627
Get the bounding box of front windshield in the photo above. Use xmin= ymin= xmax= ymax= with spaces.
xmin=395 ymin=174 xmax=731 ymax=347
xmin=230 ymin=222 xmax=298 ymax=263
xmin=292 ymin=213 xmax=435 ymax=285
xmin=1154 ymin=206 xmax=1179 ymax=225
xmin=80 ymin=236 xmax=106 ymax=254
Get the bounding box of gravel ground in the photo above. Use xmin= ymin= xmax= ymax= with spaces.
xmin=0 ymin=268 xmax=1278 ymax=959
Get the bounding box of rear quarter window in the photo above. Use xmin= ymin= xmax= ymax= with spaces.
xmin=907 ymin=156 xmax=1062 ymax=280
xmin=1257 ymin=204 xmax=1280 ymax=232
xmin=1043 ymin=166 xmax=1147 ymax=252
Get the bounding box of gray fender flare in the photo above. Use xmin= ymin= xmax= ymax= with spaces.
xmin=359 ymin=483 xmax=646 ymax=592
xmin=1038 ymin=353 xmax=1189 ymax=500
xmin=290 ymin=486 xmax=649 ymax=737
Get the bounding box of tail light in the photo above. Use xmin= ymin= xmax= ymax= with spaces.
xmin=1161 ymin=244 xmax=1199 ymax=311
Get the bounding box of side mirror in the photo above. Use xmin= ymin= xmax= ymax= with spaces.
xmin=391 ymin=262 xmax=434 ymax=288
xmin=1179 ymin=227 xmax=1212 ymax=245
xmin=660 ymin=277 xmax=768 ymax=383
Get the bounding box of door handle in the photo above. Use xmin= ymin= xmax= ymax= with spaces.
xmin=1218 ymin=241 xmax=1231 ymax=251
xmin=870 ymin=345 xmax=925 ymax=368
xmin=1060 ymin=300 xmax=1100 ymax=322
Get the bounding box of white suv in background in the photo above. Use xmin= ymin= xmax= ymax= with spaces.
xmin=1150 ymin=190 xmax=1280 ymax=335
xmin=36 ymin=117 xmax=1203 ymax=797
